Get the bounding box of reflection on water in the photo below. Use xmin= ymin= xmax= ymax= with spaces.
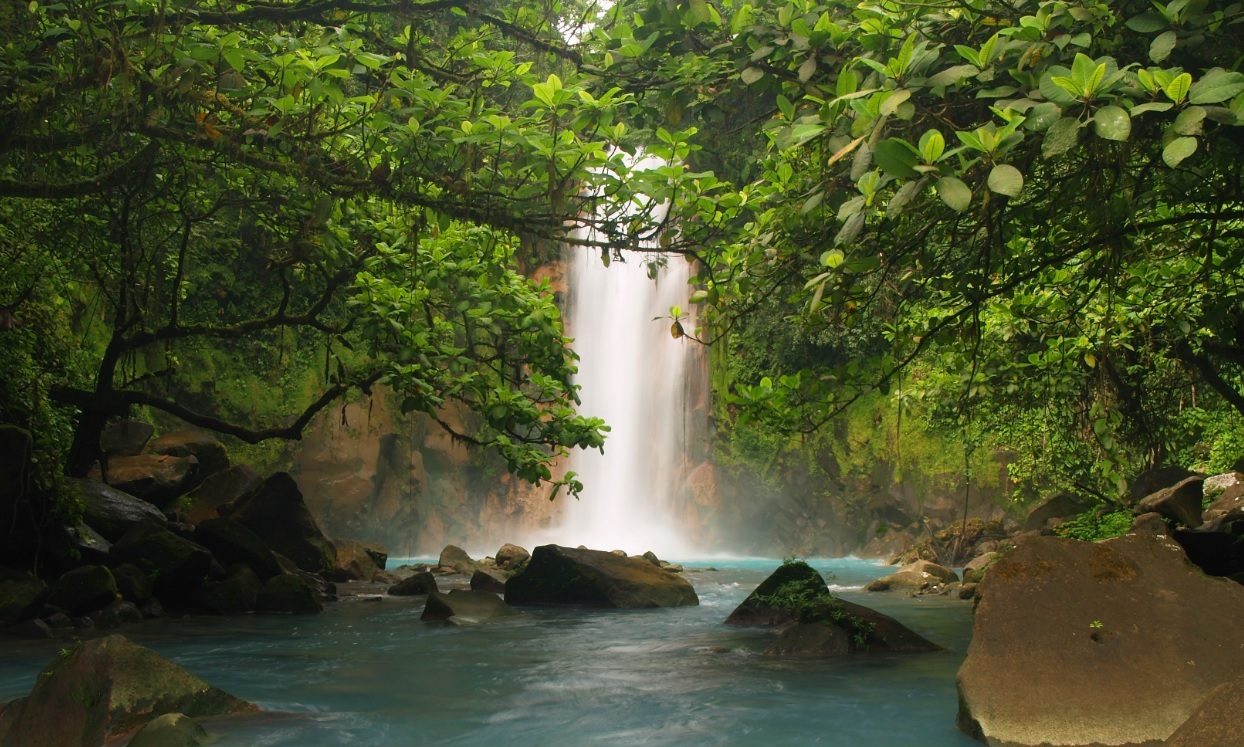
xmin=0 ymin=558 xmax=977 ymax=747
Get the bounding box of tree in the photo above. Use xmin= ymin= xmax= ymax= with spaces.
xmin=0 ymin=0 xmax=639 ymax=493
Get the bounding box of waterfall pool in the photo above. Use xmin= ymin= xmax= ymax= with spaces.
xmin=0 ymin=557 xmax=978 ymax=746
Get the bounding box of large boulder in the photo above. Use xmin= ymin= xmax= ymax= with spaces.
xmin=470 ymin=568 xmax=507 ymax=593
xmin=99 ymin=419 xmax=154 ymax=458
xmin=1022 ymin=492 xmax=1095 ymax=532
xmin=194 ymin=566 xmax=262 ymax=615
xmin=865 ymin=559 xmax=958 ymax=593
xmin=226 ymin=473 xmax=335 ymax=575
xmin=421 ymin=590 xmax=519 ymax=624
xmin=1203 ymin=481 xmax=1244 ymax=523
xmin=74 ymin=479 xmax=167 ymax=542
xmin=437 ymin=544 xmax=478 ymax=574
xmin=0 ymin=574 xmax=48 ymax=626
xmin=956 ymin=534 xmax=1244 ymax=746
xmin=495 ymin=543 xmax=530 ymax=571
xmin=1134 ymin=476 xmax=1204 ymax=528
xmin=388 ymin=572 xmax=438 ymax=596
xmin=193 ymin=518 xmax=282 ymax=581
xmin=328 ymin=538 xmax=382 ymax=582
xmin=1163 ymin=677 xmax=1244 ymax=747
xmin=504 ymin=545 xmax=698 ymax=608
xmin=147 ymin=431 xmax=229 ymax=478
xmin=764 ymin=622 xmax=850 ymax=657
xmin=92 ymin=454 xmax=200 ymax=508
xmin=181 ymin=465 xmax=262 ymax=525
xmin=724 ymin=561 xmax=941 ymax=653
xmin=49 ymin=565 xmax=119 ymax=616
xmin=0 ymin=634 xmax=253 ymax=747
xmin=256 ymin=573 xmax=323 ymax=615
xmin=1173 ymin=509 xmax=1244 ymax=579
xmin=110 ymin=523 xmax=213 ymax=600
xmin=1128 ymin=465 xmax=1197 ymax=505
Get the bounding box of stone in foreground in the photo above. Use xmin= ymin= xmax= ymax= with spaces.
xmin=1163 ymin=677 xmax=1244 ymax=747
xmin=505 ymin=545 xmax=698 ymax=608
xmin=0 ymin=634 xmax=253 ymax=747
xmin=388 ymin=571 xmax=438 ymax=596
xmin=421 ymin=590 xmax=519 ymax=624
xmin=127 ymin=712 xmax=210 ymax=747
xmin=956 ymin=534 xmax=1244 ymax=747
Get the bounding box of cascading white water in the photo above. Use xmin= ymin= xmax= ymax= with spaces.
xmin=536 ymin=247 xmax=695 ymax=558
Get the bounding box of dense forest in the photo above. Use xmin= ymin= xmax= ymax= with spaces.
xmin=3 ymin=0 xmax=1243 ymax=535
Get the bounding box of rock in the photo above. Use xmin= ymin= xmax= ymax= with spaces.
xmin=1134 ymin=476 xmax=1204 ymax=528
xmin=139 ymin=599 xmax=164 ymax=619
xmin=1128 ymin=465 xmax=1197 ymax=505
xmin=73 ymin=479 xmax=168 ymax=542
xmin=112 ymin=563 xmax=154 ymax=604
xmin=866 ymin=559 xmax=959 ymax=593
xmin=44 ymin=612 xmax=72 ymax=630
xmin=194 ymin=567 xmax=262 ymax=615
xmin=958 ymin=582 xmax=978 ymax=599
xmin=764 ymin=622 xmax=850 ymax=657
xmin=0 ymin=634 xmax=253 ymax=747
xmin=956 ymin=534 xmax=1244 ymax=747
xmin=99 ymin=419 xmax=154 ymax=458
xmin=110 ymin=524 xmax=213 ymax=600
xmin=505 ymin=545 xmax=698 ymax=608
xmin=1202 ymin=472 xmax=1243 ymax=500
xmin=357 ymin=541 xmax=388 ymax=570
xmin=49 ymin=565 xmax=119 ymax=616
xmin=641 ymin=551 xmax=661 ymax=566
xmin=495 ymin=543 xmax=530 ymax=570
xmin=724 ymin=559 xmax=826 ymax=627
xmin=92 ymin=454 xmax=200 ymax=508
xmin=470 ymin=568 xmax=507 ymax=593
xmin=4 ymin=618 xmax=54 ymax=639
xmin=127 ymin=712 xmax=209 ymax=747
xmin=373 ymin=570 xmax=400 ymax=585
xmin=723 ymin=562 xmax=940 ymax=653
xmin=0 ymin=575 xmax=49 ymax=626
xmin=46 ymin=522 xmax=111 ymax=571
xmin=388 ymin=572 xmax=438 ymax=596
xmin=256 ymin=573 xmax=323 ymax=614
xmin=328 ymin=538 xmax=382 ymax=582
xmin=1129 ymin=511 xmax=1170 ymax=535
xmin=1203 ymin=483 xmax=1244 ymax=523
xmin=182 ymin=465 xmax=262 ymax=525
xmin=227 ymin=473 xmax=335 ymax=575
xmin=1022 ymin=492 xmax=1095 ymax=532
xmin=1173 ymin=510 xmax=1244 ymax=578
xmin=421 ymin=590 xmax=519 ymax=624
xmin=437 ymin=544 xmax=478 ymax=574
xmin=962 ymin=552 xmax=998 ymax=584
xmin=193 ymin=518 xmax=281 ymax=581
xmin=96 ymin=600 xmax=143 ymax=629
xmin=1163 ymin=677 xmax=1244 ymax=747
xmin=147 ymin=431 xmax=229 ymax=479
xmin=273 ymin=553 xmax=336 ymax=603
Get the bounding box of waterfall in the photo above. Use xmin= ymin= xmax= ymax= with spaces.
xmin=535 ymin=247 xmax=696 ymax=558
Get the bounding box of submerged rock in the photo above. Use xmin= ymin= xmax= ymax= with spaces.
xmin=763 ymin=623 xmax=850 ymax=657
xmin=956 ymin=534 xmax=1244 ymax=747
xmin=388 ymin=572 xmax=438 ymax=596
xmin=421 ymin=590 xmax=519 ymax=624
xmin=0 ymin=634 xmax=253 ymax=747
xmin=504 ymin=545 xmax=698 ymax=608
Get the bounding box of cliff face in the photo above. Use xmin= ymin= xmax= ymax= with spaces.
xmin=291 ymin=388 xmax=564 ymax=556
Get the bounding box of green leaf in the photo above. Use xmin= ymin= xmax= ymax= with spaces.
xmin=1024 ymin=102 xmax=1062 ymax=131
xmin=879 ymin=89 xmax=911 ymax=116
xmin=821 ymin=249 xmax=845 ymax=268
xmin=1128 ymin=102 xmax=1173 ymax=115
xmin=919 ymin=129 xmax=945 ymax=163
xmin=798 ymin=57 xmax=817 ymax=83
xmin=741 ymin=67 xmax=764 ymax=84
xmin=1189 ymin=69 xmax=1244 ymax=105
xmin=1171 ymin=106 xmax=1206 ymax=136
xmin=1149 ymin=31 xmax=1177 ymax=63
xmin=1092 ymin=105 xmax=1131 ymax=141
xmin=887 ymin=178 xmax=924 ymax=216
xmin=1162 ymin=136 xmax=1197 ymax=167
xmin=1163 ymin=73 xmax=1192 ymax=104
xmin=1042 ymin=117 xmax=1082 ymax=157
xmin=927 ymin=64 xmax=978 ymax=87
xmin=986 ymin=164 xmax=1024 ymax=197
xmin=936 ymin=176 xmax=972 ymax=212
xmin=873 ymin=138 xmax=920 ymax=178
xmin=835 ymin=212 xmax=865 ymax=245
xmin=1125 ymin=13 xmax=1168 ymax=32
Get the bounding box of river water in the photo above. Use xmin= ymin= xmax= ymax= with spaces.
xmin=0 ymin=557 xmax=977 ymax=747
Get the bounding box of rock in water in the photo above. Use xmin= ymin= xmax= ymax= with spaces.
xmin=495 ymin=543 xmax=530 ymax=571
xmin=724 ymin=559 xmax=826 ymax=627
xmin=470 ymin=568 xmax=507 ymax=593
xmin=421 ymin=590 xmax=519 ymax=624
xmin=329 ymin=538 xmax=382 ymax=582
xmin=127 ymin=713 xmax=209 ymax=747
xmin=227 ymin=473 xmax=336 ymax=575
xmin=505 ymin=545 xmax=698 ymax=608
xmin=956 ymin=534 xmax=1244 ymax=747
xmin=0 ymin=634 xmax=253 ymax=747
xmin=388 ymin=572 xmax=438 ymax=596
xmin=438 ymin=544 xmax=478 ymax=574
xmin=865 ymin=559 xmax=958 ymax=593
